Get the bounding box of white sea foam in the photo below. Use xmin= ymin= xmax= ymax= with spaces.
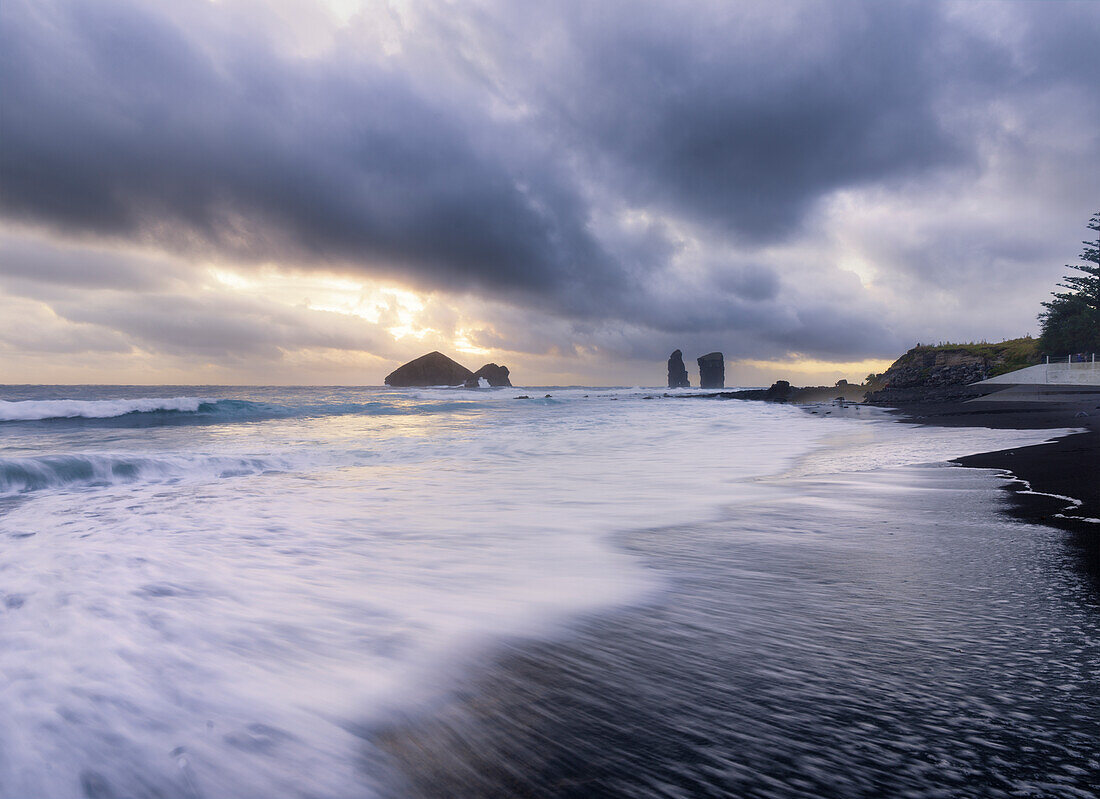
xmin=0 ymin=389 xmax=1068 ymax=798
xmin=0 ymin=396 xmax=207 ymax=421
xmin=777 ymin=419 xmax=1074 ymax=478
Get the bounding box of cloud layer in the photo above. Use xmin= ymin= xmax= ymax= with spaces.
xmin=1 ymin=0 xmax=1098 ymax=383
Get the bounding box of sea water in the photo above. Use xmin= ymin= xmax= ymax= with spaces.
xmin=0 ymin=386 xmax=1092 ymax=798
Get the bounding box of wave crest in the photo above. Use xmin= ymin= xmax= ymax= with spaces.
xmin=0 ymin=397 xmax=209 ymax=422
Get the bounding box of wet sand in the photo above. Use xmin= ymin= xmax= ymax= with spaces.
xmin=889 ymin=395 xmax=1100 ymax=596
xmin=368 ymin=463 xmax=1100 ymax=798
xmin=885 ymin=396 xmax=1100 ymax=527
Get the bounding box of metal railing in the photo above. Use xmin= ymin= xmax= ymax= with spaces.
xmin=1045 ymin=354 xmax=1097 ymax=364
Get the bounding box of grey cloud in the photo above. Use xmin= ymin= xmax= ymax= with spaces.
xmin=0 ymin=296 xmax=134 ymax=355
xmin=0 ymin=268 xmax=386 ymax=360
xmin=47 ymin=293 xmax=378 ymax=359
xmin=714 ymin=265 xmax=781 ymax=303
xmin=465 ymin=275 xmax=903 ymax=365
xmin=0 ymin=236 xmax=183 ymax=290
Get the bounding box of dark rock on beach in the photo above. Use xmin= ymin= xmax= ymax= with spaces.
xmin=765 ymin=380 xmax=791 ymax=400
xmin=865 ymin=383 xmax=991 ymax=405
xmin=667 ymin=350 xmax=690 ymax=388
xmin=676 ymin=381 xmax=869 ymax=403
xmin=384 ymin=352 xmax=474 ymax=387
xmin=697 ymin=352 xmax=724 ymax=389
xmin=465 ymin=363 xmax=512 ymax=388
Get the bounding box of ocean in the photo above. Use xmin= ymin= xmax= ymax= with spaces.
xmin=1 ymin=385 xmax=1097 ymax=798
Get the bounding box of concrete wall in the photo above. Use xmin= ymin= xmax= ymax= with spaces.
xmin=977 ymin=360 xmax=1100 ymax=387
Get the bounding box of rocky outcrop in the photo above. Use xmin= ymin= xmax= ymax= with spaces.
xmin=667 ymin=350 xmax=690 ymax=388
xmin=385 ymin=352 xmax=474 ymax=387
xmin=863 ymin=341 xmax=1039 ymax=405
xmin=875 ymin=350 xmax=989 ymax=390
xmin=465 ymin=363 xmax=512 ymax=388
xmin=697 ymin=352 xmax=724 ymax=389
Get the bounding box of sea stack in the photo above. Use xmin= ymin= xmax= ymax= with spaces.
xmin=384 ymin=352 xmax=474 ymax=387
xmin=667 ymin=350 xmax=690 ymax=388
xmin=698 ymin=352 xmax=724 ymax=389
xmin=465 ymin=363 xmax=512 ymax=388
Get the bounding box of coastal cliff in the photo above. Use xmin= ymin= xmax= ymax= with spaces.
xmin=864 ymin=338 xmax=1039 ymax=404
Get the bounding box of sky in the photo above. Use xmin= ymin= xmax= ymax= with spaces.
xmin=0 ymin=0 xmax=1098 ymax=386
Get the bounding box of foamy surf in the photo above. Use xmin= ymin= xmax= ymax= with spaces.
xmin=0 ymin=396 xmax=208 ymax=421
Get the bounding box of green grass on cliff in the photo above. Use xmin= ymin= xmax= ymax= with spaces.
xmin=911 ymin=337 xmax=1040 ymax=376
xmin=913 ymin=337 xmax=1037 ymax=357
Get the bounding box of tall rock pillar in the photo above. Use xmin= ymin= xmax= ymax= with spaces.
xmin=697 ymin=352 xmax=724 ymax=389
xmin=667 ymin=350 xmax=690 ymax=388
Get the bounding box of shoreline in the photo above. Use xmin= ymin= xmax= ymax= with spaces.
xmin=683 ymin=387 xmax=1099 ymax=531
xmin=367 ymin=429 xmax=1100 ymax=798
xmin=879 ymin=397 xmax=1100 ymax=530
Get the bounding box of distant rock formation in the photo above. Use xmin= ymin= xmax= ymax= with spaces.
xmin=465 ymin=363 xmax=512 ymax=388
xmin=384 ymin=352 xmax=474 ymax=387
xmin=697 ymin=352 xmax=724 ymax=389
xmin=667 ymin=350 xmax=690 ymax=388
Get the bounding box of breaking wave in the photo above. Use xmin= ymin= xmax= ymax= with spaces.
xmin=0 ymin=396 xmax=210 ymax=421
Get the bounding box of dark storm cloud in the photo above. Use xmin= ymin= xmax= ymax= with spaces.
xmin=1 ymin=0 xmax=1098 ymax=367
xmin=473 ymin=0 xmax=968 ymax=242
xmin=0 ymin=0 xmax=618 ymax=303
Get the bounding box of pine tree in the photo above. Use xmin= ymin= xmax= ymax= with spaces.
xmin=1038 ymin=212 xmax=1100 ymax=354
